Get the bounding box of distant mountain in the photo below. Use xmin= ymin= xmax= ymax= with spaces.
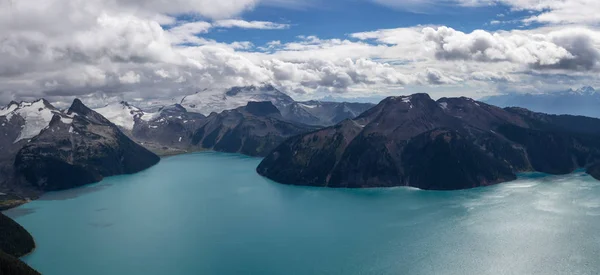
xmin=190 ymin=101 xmax=317 ymax=156
xmin=131 ymin=101 xmax=317 ymax=157
xmin=179 ymin=84 xmax=295 ymax=115
xmin=90 ymin=85 xmax=374 ymax=155
xmin=0 ymin=99 xmax=57 ymax=143
xmin=484 ymin=86 xmax=600 ymax=118
xmin=131 ymin=104 xmax=208 ymax=155
xmin=279 ymin=101 xmax=375 ymax=126
xmin=118 ymin=84 xmax=374 ymax=127
xmin=0 ymin=99 xmax=160 ymax=200
xmin=258 ymin=94 xmax=600 ymax=190
xmin=94 ymin=101 xmax=158 ymax=131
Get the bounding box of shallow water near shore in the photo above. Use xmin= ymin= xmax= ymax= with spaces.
xmin=5 ymin=152 xmax=600 ymax=275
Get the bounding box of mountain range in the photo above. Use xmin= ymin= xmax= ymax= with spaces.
xmin=113 ymin=84 xmax=374 ymax=127
xmin=0 ymin=99 xmax=160 ymax=208
xmin=3 ymin=84 xmax=600 ymax=274
xmin=92 ymin=84 xmax=373 ymax=155
xmin=484 ymin=86 xmax=600 ymax=118
xmin=0 ymin=85 xmax=373 ymax=205
xmin=258 ymin=93 xmax=600 ymax=190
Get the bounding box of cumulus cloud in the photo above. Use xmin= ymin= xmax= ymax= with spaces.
xmin=354 ymin=26 xmax=600 ymax=72
xmin=422 ymin=27 xmax=573 ymax=66
xmin=119 ymin=71 xmax=141 ymax=84
xmin=1 ymin=0 xmax=600 ymax=104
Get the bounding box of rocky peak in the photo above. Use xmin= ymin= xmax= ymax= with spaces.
xmin=14 ymin=98 xmax=160 ymax=191
xmin=68 ymin=99 xmax=112 ymax=125
xmin=160 ymin=104 xmax=187 ymax=114
xmin=244 ymin=101 xmax=281 ymax=117
xmin=68 ymin=98 xmax=91 ymax=115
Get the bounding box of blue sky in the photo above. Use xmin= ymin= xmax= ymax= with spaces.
xmin=189 ymin=1 xmax=526 ymax=46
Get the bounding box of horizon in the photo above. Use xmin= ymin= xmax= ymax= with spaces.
xmin=1 ymin=84 xmax=598 ymax=110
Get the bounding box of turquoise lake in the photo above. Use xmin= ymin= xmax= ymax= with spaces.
xmin=5 ymin=152 xmax=600 ymax=275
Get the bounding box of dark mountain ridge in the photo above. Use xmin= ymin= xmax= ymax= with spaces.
xmin=0 ymin=99 xmax=160 ymax=198
xmin=258 ymin=93 xmax=600 ymax=190
xmin=0 ymin=213 xmax=39 ymax=275
xmin=189 ymin=101 xmax=318 ymax=156
xmin=132 ymin=101 xmax=316 ymax=156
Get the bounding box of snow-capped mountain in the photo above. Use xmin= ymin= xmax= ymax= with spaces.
xmin=563 ymin=86 xmax=597 ymax=96
xmin=94 ymin=102 xmax=159 ymax=131
xmin=0 ymin=99 xmax=59 ymax=143
xmin=1 ymin=98 xmax=159 ymax=205
xmin=178 ymin=84 xmax=295 ymax=115
xmin=484 ymin=86 xmax=600 ymax=118
xmin=106 ymin=84 xmax=374 ymax=127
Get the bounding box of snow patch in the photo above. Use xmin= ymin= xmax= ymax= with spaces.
xmin=9 ymin=100 xmax=57 ymax=143
xmin=140 ymin=112 xmax=159 ymax=122
xmin=178 ymin=85 xmax=292 ymax=115
xmin=439 ymin=102 xmax=448 ymax=110
xmin=352 ymin=120 xmax=365 ymax=128
xmin=0 ymin=103 xmax=18 ymax=117
xmin=298 ymin=103 xmax=318 ymax=109
xmin=60 ymin=117 xmax=73 ymax=124
xmin=94 ymin=103 xmax=143 ymax=130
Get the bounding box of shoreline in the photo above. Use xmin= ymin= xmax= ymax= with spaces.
xmin=19 ymin=238 xmax=37 ymax=259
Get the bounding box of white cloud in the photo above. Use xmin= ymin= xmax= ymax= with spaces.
xmin=213 ymin=19 xmax=290 ymax=29
xmin=499 ymin=0 xmax=600 ymax=25
xmin=353 ymin=26 xmax=600 ymax=71
xmin=1 ymin=0 xmax=600 ymax=105
xmin=119 ymin=71 xmax=141 ymax=84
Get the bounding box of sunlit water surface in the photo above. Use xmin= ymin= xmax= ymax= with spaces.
xmin=5 ymin=152 xmax=600 ymax=275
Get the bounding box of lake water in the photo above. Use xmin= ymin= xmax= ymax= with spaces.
xmin=5 ymin=152 xmax=600 ymax=275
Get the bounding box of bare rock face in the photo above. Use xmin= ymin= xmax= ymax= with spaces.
xmin=190 ymin=101 xmax=317 ymax=157
xmin=258 ymin=93 xmax=600 ymax=190
xmin=132 ymin=104 xmax=207 ymax=154
xmin=13 ymin=99 xmax=160 ymax=191
xmin=279 ymin=101 xmax=375 ymax=126
xmin=131 ymin=101 xmax=316 ymax=157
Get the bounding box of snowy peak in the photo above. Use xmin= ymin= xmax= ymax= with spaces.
xmin=0 ymin=99 xmax=59 ymax=143
xmin=93 ymin=101 xmax=157 ymax=130
xmin=572 ymin=86 xmax=596 ymax=95
xmin=561 ymin=86 xmax=597 ymax=96
xmin=179 ymin=84 xmax=294 ymax=115
xmin=68 ymin=99 xmax=112 ymax=126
